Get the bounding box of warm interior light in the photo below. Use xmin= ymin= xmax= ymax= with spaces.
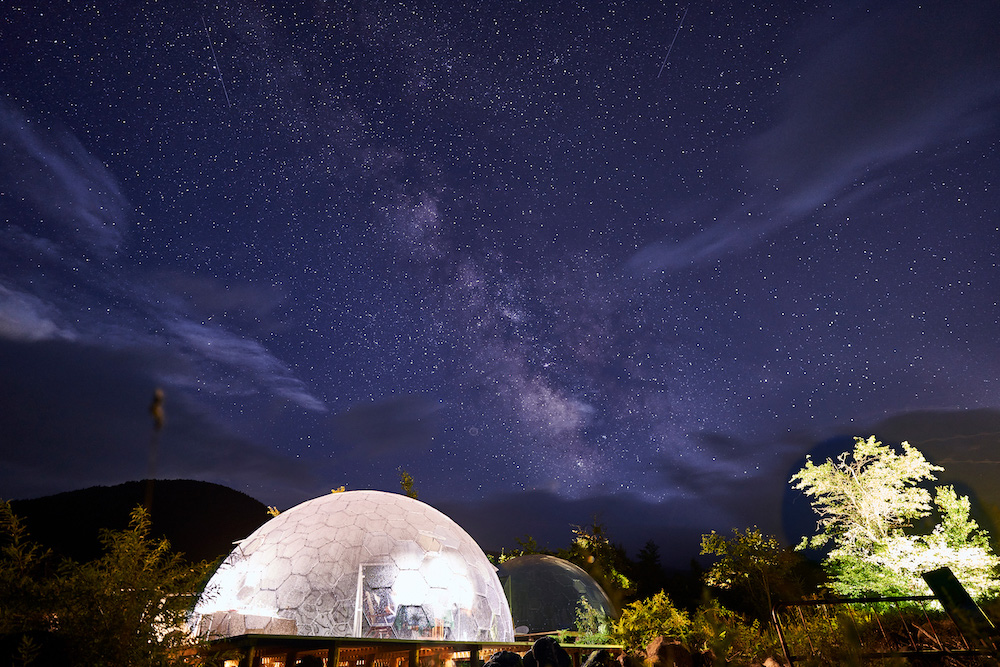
xmin=193 ymin=490 xmax=513 ymax=641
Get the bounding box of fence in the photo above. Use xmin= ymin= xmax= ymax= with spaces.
xmin=772 ymin=594 xmax=997 ymax=665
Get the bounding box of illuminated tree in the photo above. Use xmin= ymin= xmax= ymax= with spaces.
xmin=611 ymin=590 xmax=690 ymax=652
xmin=791 ymin=436 xmax=1000 ymax=597
xmin=700 ymin=527 xmax=802 ymax=619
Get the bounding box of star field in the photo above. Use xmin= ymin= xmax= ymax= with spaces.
xmin=2 ymin=0 xmax=999 ymax=561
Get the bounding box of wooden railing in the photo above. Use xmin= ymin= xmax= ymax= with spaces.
xmin=773 ymin=569 xmax=999 ymax=665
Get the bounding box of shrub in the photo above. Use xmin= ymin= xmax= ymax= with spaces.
xmin=611 ymin=590 xmax=689 ymax=653
xmin=572 ymin=598 xmax=613 ymax=644
xmin=689 ymin=598 xmax=778 ymax=664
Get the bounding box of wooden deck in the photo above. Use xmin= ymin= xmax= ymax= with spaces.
xmin=203 ymin=634 xmax=622 ymax=667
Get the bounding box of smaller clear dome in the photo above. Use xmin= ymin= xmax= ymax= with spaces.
xmin=497 ymin=554 xmax=615 ymax=633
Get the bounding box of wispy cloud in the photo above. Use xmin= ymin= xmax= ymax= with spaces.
xmin=156 ymin=272 xmax=286 ymax=321
xmin=167 ymin=319 xmax=326 ymax=412
xmin=629 ymin=1 xmax=1000 ymax=274
xmin=750 ymin=1 xmax=1000 ymax=215
xmin=0 ymin=103 xmax=128 ymax=256
xmin=0 ymin=99 xmax=326 ymax=414
xmin=0 ymin=284 xmax=76 ymax=342
xmin=627 ymin=216 xmax=784 ymax=274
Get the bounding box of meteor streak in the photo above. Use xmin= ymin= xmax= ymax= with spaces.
xmin=657 ymin=6 xmax=689 ymax=78
xmin=202 ymin=15 xmax=231 ymax=108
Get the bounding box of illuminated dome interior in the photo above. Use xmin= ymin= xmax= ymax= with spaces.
xmin=497 ymin=554 xmax=615 ymax=633
xmin=194 ymin=490 xmax=513 ymax=641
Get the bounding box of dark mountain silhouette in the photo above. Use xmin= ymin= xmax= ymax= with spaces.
xmin=9 ymin=479 xmax=270 ymax=564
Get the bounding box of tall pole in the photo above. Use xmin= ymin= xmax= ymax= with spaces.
xmin=145 ymin=388 xmax=165 ymax=512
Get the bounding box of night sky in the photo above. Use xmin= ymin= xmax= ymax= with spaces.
xmin=2 ymin=0 xmax=1000 ymax=565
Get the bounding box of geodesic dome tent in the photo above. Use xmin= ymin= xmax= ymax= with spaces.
xmin=193 ymin=490 xmax=514 ymax=642
xmin=496 ymin=554 xmax=615 ymax=634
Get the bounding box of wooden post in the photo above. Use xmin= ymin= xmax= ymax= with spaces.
xmin=408 ymin=646 xmax=419 ymax=667
xmin=329 ymin=643 xmax=341 ymax=667
xmin=923 ymin=567 xmax=1000 ymax=653
xmin=240 ymin=646 xmax=261 ymax=667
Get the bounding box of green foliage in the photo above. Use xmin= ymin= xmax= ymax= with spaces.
xmin=700 ymin=526 xmax=802 ymax=619
xmin=56 ymin=506 xmax=211 ymax=665
xmin=612 ymin=591 xmax=789 ymax=664
xmin=1 ymin=500 xmax=60 ymax=645
xmin=792 ymin=436 xmax=942 ymax=552
xmin=514 ymin=534 xmax=545 ymax=555
xmin=499 ymin=522 xmax=632 ymax=610
xmin=559 ymin=520 xmax=633 ymax=608
xmin=12 ymin=634 xmax=43 ymax=667
xmin=791 ymin=435 xmax=1000 ymax=598
xmin=773 ymin=601 xmax=994 ymax=666
xmin=611 ymin=590 xmax=689 ymax=652
xmin=572 ymin=598 xmax=613 ymax=644
xmin=398 ymin=468 xmax=418 ymax=499
xmin=485 ymin=548 xmax=516 ymax=565
xmin=772 ymin=605 xmax=865 ymax=667
xmin=934 ymin=485 xmax=990 ymax=550
xmin=689 ymin=598 xmax=777 ymax=665
xmin=489 ymin=535 xmax=547 ymax=565
xmin=0 ymin=500 xmax=213 ymax=666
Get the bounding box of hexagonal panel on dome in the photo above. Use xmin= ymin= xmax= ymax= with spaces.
xmin=194 ymin=490 xmax=513 ymax=641
xmin=389 ymin=540 xmax=425 ymax=570
xmin=363 ymin=532 xmax=394 ymax=555
xmin=496 ymin=554 xmax=616 ymax=634
xmin=258 ymin=556 xmax=292 ymax=591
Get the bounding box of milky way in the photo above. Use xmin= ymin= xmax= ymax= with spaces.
xmin=2 ymin=0 xmax=999 ymax=563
